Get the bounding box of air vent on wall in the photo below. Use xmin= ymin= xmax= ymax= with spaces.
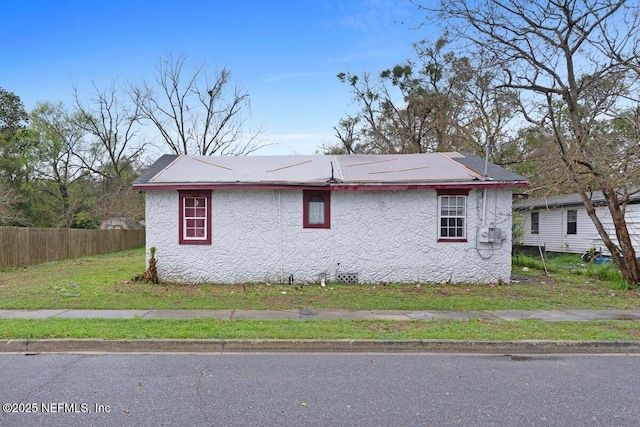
xmin=336 ymin=273 xmax=359 ymax=284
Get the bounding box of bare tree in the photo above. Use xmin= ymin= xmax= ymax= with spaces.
xmin=446 ymin=49 xmax=521 ymax=165
xmin=0 ymin=180 xmax=27 ymax=225
xmin=130 ymin=54 xmax=264 ymax=156
xmin=333 ymin=116 xmax=363 ymax=154
xmin=336 ymin=43 xmax=458 ymax=154
xmin=73 ymin=82 xmax=145 ymax=183
xmin=334 ymin=37 xmax=518 ymax=162
xmin=427 ymin=0 xmax=640 ymax=283
xmin=30 ymin=101 xmax=87 ymax=228
xmin=72 ymin=83 xmax=147 ymax=222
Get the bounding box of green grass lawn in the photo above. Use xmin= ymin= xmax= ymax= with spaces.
xmin=1 ymin=248 xmax=639 ymax=311
xmin=1 ymin=248 xmax=639 ymax=340
xmin=1 ymin=318 xmax=638 ymax=340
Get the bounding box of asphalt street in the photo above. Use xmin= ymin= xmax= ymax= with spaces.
xmin=1 ymin=353 xmax=639 ymax=426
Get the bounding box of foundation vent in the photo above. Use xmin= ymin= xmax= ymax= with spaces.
xmin=336 ymin=273 xmax=359 ymax=284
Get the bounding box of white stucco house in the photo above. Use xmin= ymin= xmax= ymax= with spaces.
xmin=133 ymin=152 xmax=527 ymax=284
xmin=514 ymin=191 xmax=640 ymax=256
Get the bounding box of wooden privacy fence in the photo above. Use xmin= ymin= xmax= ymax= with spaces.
xmin=0 ymin=227 xmax=145 ymax=268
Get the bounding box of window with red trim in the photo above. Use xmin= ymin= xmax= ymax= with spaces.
xmin=303 ymin=190 xmax=330 ymax=229
xmin=179 ymin=190 xmax=212 ymax=245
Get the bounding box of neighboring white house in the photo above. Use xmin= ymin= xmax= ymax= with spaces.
xmin=99 ymin=217 xmax=144 ymax=230
xmin=133 ymin=152 xmax=527 ymax=284
xmin=514 ymin=191 xmax=640 ymax=256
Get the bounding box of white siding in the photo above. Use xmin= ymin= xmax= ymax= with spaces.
xmin=145 ymin=188 xmax=515 ymax=284
xmin=520 ymin=204 xmax=640 ymax=255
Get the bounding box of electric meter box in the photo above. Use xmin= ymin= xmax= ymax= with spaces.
xmin=479 ymin=226 xmax=502 ymax=243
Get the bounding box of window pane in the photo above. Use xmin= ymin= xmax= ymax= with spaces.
xmin=531 ymin=212 xmax=539 ymax=234
xmin=439 ymin=195 xmax=466 ymax=239
xmin=567 ymin=210 xmax=577 ymax=234
xmin=308 ymin=200 xmax=325 ymax=224
xmin=182 ymin=194 xmax=209 ymax=241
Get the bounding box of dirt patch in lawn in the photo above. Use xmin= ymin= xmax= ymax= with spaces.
xmin=511 ymin=273 xmax=559 ymax=285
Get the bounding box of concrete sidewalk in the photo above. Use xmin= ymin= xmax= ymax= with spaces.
xmin=1 ymin=308 xmax=640 ymax=321
xmin=3 ymin=309 xmax=640 ymax=354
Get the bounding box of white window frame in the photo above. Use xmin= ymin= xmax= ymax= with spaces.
xmin=438 ymin=195 xmax=467 ymax=240
xmin=567 ymin=209 xmax=577 ymax=235
xmin=531 ymin=212 xmax=539 ymax=235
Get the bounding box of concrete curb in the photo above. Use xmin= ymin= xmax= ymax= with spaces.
xmin=2 ymin=339 xmax=640 ymax=354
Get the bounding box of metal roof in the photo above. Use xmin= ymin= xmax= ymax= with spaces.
xmin=133 ymin=152 xmax=528 ymax=190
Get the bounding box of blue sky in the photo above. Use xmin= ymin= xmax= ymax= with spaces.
xmin=1 ymin=0 xmax=432 ymax=155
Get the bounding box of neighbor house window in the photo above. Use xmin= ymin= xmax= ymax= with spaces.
xmin=531 ymin=212 xmax=539 ymax=235
xmin=303 ymin=190 xmax=330 ymax=229
xmin=438 ymin=190 xmax=468 ymax=241
xmin=179 ymin=190 xmax=212 ymax=245
xmin=567 ymin=209 xmax=577 ymax=235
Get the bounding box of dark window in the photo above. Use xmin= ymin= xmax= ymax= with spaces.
xmin=531 ymin=212 xmax=539 ymax=235
xmin=303 ymin=190 xmax=330 ymax=229
xmin=567 ymin=209 xmax=577 ymax=235
xmin=179 ymin=190 xmax=212 ymax=245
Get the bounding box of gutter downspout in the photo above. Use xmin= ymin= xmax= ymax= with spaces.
xmin=482 ymin=137 xmax=491 ymax=228
xmin=279 ymin=191 xmax=283 ymax=284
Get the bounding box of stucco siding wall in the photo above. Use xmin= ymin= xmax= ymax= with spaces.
xmin=145 ymin=188 xmax=514 ymax=284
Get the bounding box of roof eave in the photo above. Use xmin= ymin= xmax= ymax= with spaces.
xmin=132 ymin=180 xmax=528 ymax=192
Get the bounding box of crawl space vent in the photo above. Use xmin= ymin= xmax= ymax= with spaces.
xmin=336 ymin=273 xmax=359 ymax=284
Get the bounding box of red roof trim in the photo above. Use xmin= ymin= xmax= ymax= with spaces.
xmin=133 ymin=182 xmax=528 ymax=192
xmin=437 ymin=188 xmax=470 ymax=196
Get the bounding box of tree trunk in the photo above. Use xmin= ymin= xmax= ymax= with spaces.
xmin=581 ymin=189 xmax=640 ymax=284
xmin=602 ymin=188 xmax=640 ymax=284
